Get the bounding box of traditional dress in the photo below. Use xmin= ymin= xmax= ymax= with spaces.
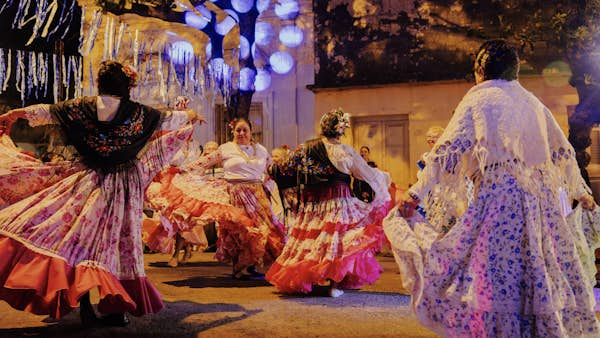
xmin=266 ymin=138 xmax=391 ymax=293
xmin=383 ymin=80 xmax=599 ymax=337
xmin=0 ymin=97 xmax=193 ymax=318
xmin=148 ymin=141 xmax=285 ymax=274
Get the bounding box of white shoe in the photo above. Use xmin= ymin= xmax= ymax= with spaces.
xmin=329 ymin=288 xmax=344 ymax=298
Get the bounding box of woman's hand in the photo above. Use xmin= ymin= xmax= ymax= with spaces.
xmin=0 ymin=109 xmax=26 ymax=135
xmin=579 ymin=194 xmax=596 ymax=211
xmin=185 ymin=110 xmax=207 ymax=124
xmin=397 ymin=190 xmax=420 ymax=218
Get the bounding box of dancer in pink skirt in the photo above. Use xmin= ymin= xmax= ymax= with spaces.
xmin=0 ymin=60 xmax=202 ymax=327
xmin=148 ymin=118 xmax=285 ymax=279
xmin=266 ymin=108 xmax=391 ymax=297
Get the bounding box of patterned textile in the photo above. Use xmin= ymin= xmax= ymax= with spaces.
xmin=384 ymin=80 xmax=599 ymax=337
xmin=266 ymin=182 xmax=389 ymax=293
xmin=0 ymin=109 xmax=192 ymax=319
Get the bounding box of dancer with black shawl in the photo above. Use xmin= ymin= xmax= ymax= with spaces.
xmin=0 ymin=60 xmax=202 ymax=327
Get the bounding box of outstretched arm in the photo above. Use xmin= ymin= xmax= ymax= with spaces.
xmin=1 ymin=104 xmax=56 ymax=134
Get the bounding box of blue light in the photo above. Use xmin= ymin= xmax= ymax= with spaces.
xmin=254 ymin=69 xmax=271 ymax=91
xmin=169 ymin=40 xmax=195 ymax=65
xmin=255 ymin=22 xmax=274 ymax=46
xmin=205 ymin=42 xmax=212 ymax=59
xmin=275 ymin=0 xmax=299 ymax=20
xmin=184 ymin=12 xmax=209 ymax=30
xmin=269 ymin=51 xmax=294 ymax=74
xmin=279 ymin=25 xmax=304 ymax=48
xmin=239 ymin=67 xmax=256 ymax=91
xmin=216 ymin=16 xmax=237 ymax=36
xmin=232 ymin=0 xmax=253 ymax=13
xmin=257 ymin=0 xmax=270 ymax=13
xmin=239 ymin=36 xmax=250 ymax=59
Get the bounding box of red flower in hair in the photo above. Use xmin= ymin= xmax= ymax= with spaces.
xmin=121 ymin=65 xmax=138 ymax=88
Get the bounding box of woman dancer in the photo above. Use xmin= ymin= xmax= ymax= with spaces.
xmin=384 ymin=40 xmax=598 ymax=337
xmin=266 ymin=108 xmax=391 ymax=297
xmin=151 ymin=118 xmax=285 ymax=279
xmin=0 ymin=60 xmax=201 ymax=327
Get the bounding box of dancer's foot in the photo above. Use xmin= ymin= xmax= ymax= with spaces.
xmin=100 ymin=313 xmax=130 ymax=327
xmin=167 ymin=256 xmax=179 ymax=267
xmin=181 ymin=246 xmax=192 ymax=264
xmin=79 ymin=293 xmax=98 ymax=328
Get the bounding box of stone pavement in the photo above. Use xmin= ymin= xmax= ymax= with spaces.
xmin=0 ymin=252 xmax=439 ymax=338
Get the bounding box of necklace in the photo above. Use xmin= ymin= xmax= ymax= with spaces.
xmin=234 ymin=142 xmax=258 ymax=162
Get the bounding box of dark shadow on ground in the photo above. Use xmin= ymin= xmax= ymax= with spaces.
xmin=276 ymin=289 xmax=411 ymax=308
xmin=164 ymin=275 xmax=271 ymax=288
xmin=0 ymin=301 xmax=261 ymax=338
xmin=148 ymin=260 xmax=227 ymax=268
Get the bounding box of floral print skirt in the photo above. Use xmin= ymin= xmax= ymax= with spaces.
xmin=384 ymin=166 xmax=600 ymax=337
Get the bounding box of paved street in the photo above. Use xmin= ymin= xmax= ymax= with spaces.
xmin=0 ymin=252 xmax=439 ymax=338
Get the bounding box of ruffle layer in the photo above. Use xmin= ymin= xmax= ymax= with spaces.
xmin=267 ymin=183 xmax=389 ymax=293
xmin=0 ymin=236 xmax=163 ymax=318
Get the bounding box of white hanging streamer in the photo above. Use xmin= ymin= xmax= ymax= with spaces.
xmin=114 ymin=22 xmax=126 ymax=59
xmin=81 ymin=9 xmax=103 ymax=56
xmin=53 ymin=54 xmax=59 ymax=103
xmin=3 ymin=49 xmax=12 ymax=92
xmin=102 ymin=16 xmax=110 ymax=60
xmin=0 ymin=49 xmax=5 ymax=95
xmin=16 ymin=50 xmax=26 ymax=106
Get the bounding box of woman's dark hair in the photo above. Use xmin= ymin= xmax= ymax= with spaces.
xmin=233 ymin=117 xmax=253 ymax=131
xmin=320 ymin=112 xmax=340 ymax=138
xmin=97 ymin=60 xmax=131 ymax=99
xmin=360 ymin=146 xmax=370 ymax=153
xmin=475 ymin=39 xmax=519 ymax=81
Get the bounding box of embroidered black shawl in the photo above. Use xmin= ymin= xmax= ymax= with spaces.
xmin=49 ymin=96 xmax=162 ymax=171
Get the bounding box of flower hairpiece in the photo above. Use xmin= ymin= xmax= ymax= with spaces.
xmin=121 ymin=65 xmax=138 ymax=88
xmin=175 ymin=96 xmax=190 ymax=110
xmin=330 ymin=107 xmax=350 ymax=134
xmin=227 ymin=119 xmax=236 ymax=131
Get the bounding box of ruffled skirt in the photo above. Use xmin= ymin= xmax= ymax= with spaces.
xmin=146 ymin=170 xmax=285 ymax=272
xmin=266 ymin=182 xmax=389 ymax=294
xmin=383 ymin=167 xmax=600 ymax=337
xmin=0 ymin=124 xmax=192 ymax=318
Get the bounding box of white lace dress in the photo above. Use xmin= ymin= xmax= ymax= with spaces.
xmin=384 ymin=80 xmax=599 ymax=337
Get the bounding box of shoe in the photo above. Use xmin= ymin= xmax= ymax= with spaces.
xmin=245 ymin=266 xmax=265 ymax=277
xmin=167 ymin=257 xmax=179 ymax=267
xmin=100 ymin=313 xmax=130 ymax=327
xmin=329 ymin=288 xmax=344 ymax=298
xmin=79 ymin=293 xmax=98 ymax=328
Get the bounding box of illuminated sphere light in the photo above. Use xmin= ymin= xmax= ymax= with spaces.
xmin=542 ymin=60 xmax=572 ymax=87
xmin=169 ymin=40 xmax=194 ymax=65
xmin=231 ymin=0 xmax=253 ymax=13
xmin=216 ymin=16 xmax=237 ymax=36
xmin=225 ymin=9 xmax=240 ymax=22
xmin=184 ymin=12 xmax=209 ymax=30
xmin=257 ymin=0 xmax=270 ymax=13
xmin=255 ymin=22 xmax=274 ymax=46
xmin=254 ymin=69 xmax=271 ymax=91
xmin=269 ymin=51 xmax=294 ymax=74
xmin=239 ymin=36 xmax=250 ymax=60
xmin=205 ymin=42 xmax=212 ymax=59
xmin=239 ymin=67 xmax=256 ymax=91
xmin=275 ymin=0 xmax=299 ymax=20
xmin=279 ymin=25 xmax=304 ymax=48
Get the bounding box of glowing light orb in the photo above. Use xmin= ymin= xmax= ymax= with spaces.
xmin=216 ymin=16 xmax=237 ymax=36
xmin=269 ymin=51 xmax=294 ymax=74
xmin=257 ymin=0 xmax=270 ymax=13
xmin=275 ymin=0 xmax=299 ymax=20
xmin=239 ymin=36 xmax=250 ymax=60
xmin=542 ymin=61 xmax=572 ymax=87
xmin=279 ymin=25 xmax=304 ymax=48
xmin=254 ymin=69 xmax=271 ymax=91
xmin=255 ymin=22 xmax=274 ymax=46
xmin=232 ymin=0 xmax=253 ymax=13
xmin=239 ymin=67 xmax=256 ymax=91
xmin=169 ymin=40 xmax=194 ymax=65
xmin=184 ymin=12 xmax=209 ymax=30
xmin=205 ymin=42 xmax=212 ymax=59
